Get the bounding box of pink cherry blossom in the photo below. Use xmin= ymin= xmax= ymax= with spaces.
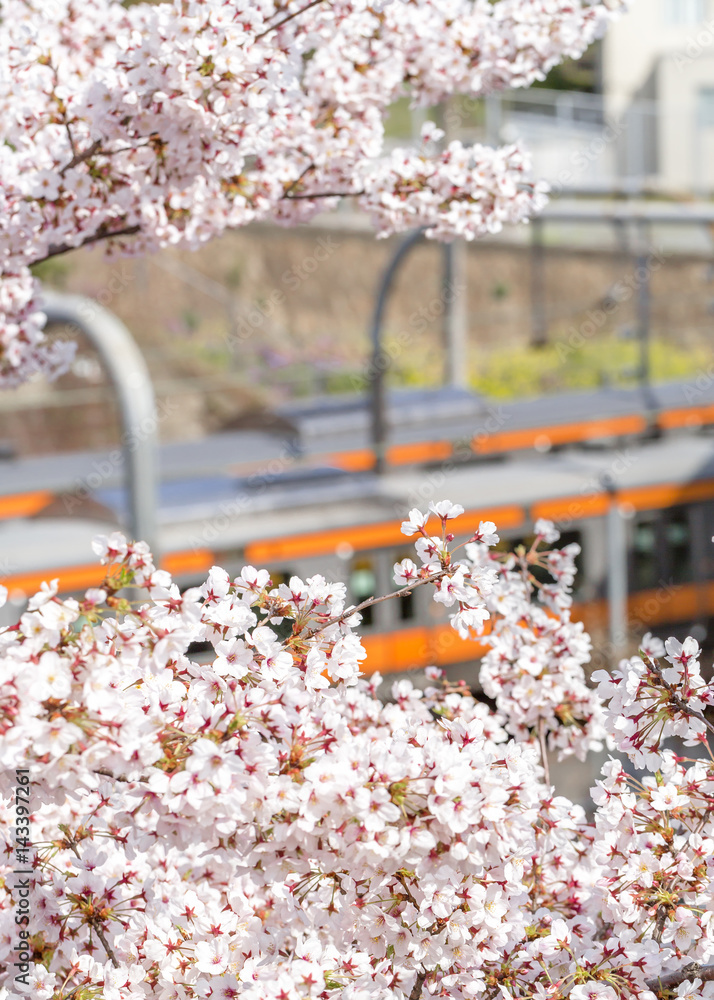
xmin=0 ymin=0 xmax=627 ymax=384
xmin=3 ymin=497 xmax=714 ymax=1000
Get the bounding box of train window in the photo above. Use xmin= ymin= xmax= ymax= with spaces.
xmin=630 ymin=507 xmax=693 ymax=592
xmin=666 ymin=512 xmax=690 ymax=585
xmin=632 ymin=517 xmax=659 ymax=591
xmin=268 ymin=569 xmax=294 ymax=589
xmin=395 ymin=551 xmax=416 ymax=621
xmin=351 ymin=557 xmax=377 ymax=627
xmin=702 ymin=503 xmax=714 ymax=578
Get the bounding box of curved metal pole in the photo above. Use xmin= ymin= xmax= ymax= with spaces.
xmin=40 ymin=288 xmax=158 ymax=555
xmin=369 ymin=228 xmax=426 ymax=474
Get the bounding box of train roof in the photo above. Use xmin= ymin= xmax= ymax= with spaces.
xmin=2 ymin=377 xmax=714 ymax=499
xmin=153 ymin=432 xmax=714 ymax=556
xmin=2 ymin=430 xmax=714 ymax=588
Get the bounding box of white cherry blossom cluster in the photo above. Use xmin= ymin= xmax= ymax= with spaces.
xmin=0 ymin=0 xmax=627 ymax=384
xmin=2 ymin=501 xmax=714 ymax=1000
xmin=594 ymin=635 xmax=714 ymax=771
xmin=476 ymin=521 xmax=609 ymax=763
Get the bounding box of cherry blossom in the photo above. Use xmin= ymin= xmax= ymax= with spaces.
xmin=0 ymin=0 xmax=627 ymax=384
xmin=2 ymin=500 xmax=714 ymax=1000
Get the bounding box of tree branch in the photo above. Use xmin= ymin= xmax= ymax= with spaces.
xmin=255 ymin=0 xmax=327 ymax=40
xmin=303 ymin=570 xmax=448 ymax=639
xmin=282 ymin=163 xmax=316 ymax=197
xmin=409 ymin=969 xmax=427 ymax=1000
xmin=646 ymin=962 xmax=714 ymax=993
xmin=60 ymin=138 xmax=102 ymax=176
xmin=93 ymin=767 xmax=148 ymax=785
xmin=35 ymin=224 xmax=141 ymax=264
xmin=282 ymin=189 xmax=364 ymax=200
xmin=65 ymin=837 xmax=119 ymax=968
xmin=537 ymin=718 xmax=550 ymax=786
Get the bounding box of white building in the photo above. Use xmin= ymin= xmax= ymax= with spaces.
xmin=602 ymin=0 xmax=714 ymax=191
xmin=400 ymin=0 xmax=714 ymax=194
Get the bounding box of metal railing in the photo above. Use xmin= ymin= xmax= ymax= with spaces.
xmin=390 ymin=86 xmax=714 ymax=196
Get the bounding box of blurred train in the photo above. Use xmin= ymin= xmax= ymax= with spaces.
xmin=3 ymin=376 xmax=714 ymax=676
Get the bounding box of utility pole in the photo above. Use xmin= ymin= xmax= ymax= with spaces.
xmin=440 ymin=98 xmax=469 ymax=388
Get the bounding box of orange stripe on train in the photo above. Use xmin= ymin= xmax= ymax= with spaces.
xmin=244 ymin=505 xmax=525 ymax=564
xmin=474 ymin=414 xmax=648 ymax=455
xmin=0 ymin=490 xmax=54 ymax=520
xmin=2 ymin=549 xmax=215 ymax=597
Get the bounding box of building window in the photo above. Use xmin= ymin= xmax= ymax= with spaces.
xmin=662 ymin=0 xmax=705 ymax=24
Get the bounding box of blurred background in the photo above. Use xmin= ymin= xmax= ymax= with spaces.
xmin=5 ymin=0 xmax=714 ymax=722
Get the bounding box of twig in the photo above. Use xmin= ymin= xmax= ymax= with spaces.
xmin=255 ymin=0 xmax=327 ymax=39
xmin=65 ymin=838 xmax=119 ymax=968
xmin=409 ymin=968 xmax=427 ymax=1000
xmin=64 ymin=122 xmax=79 ymax=159
xmin=303 ymin=570 xmax=448 ymax=639
xmin=652 ymin=904 xmax=668 ymax=944
xmin=93 ymin=767 xmax=148 ymax=785
xmin=283 ymin=189 xmax=365 ymax=200
xmin=646 ymin=962 xmax=714 ymax=993
xmin=282 ymin=163 xmax=316 ymax=197
xmin=35 ymin=224 xmax=141 ymax=263
xmin=59 ymin=138 xmax=102 ymax=176
xmin=537 ymin=719 xmax=551 ymax=786
xmin=645 ymin=655 xmax=714 ymax=738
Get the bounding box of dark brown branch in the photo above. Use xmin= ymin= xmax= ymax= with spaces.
xmin=255 ymin=0 xmax=327 ymax=40
xmin=93 ymin=767 xmax=148 ymax=785
xmin=409 ymin=969 xmax=427 ymax=1000
xmin=282 ymin=189 xmax=365 ymax=200
xmin=652 ymin=904 xmax=668 ymax=944
xmin=66 ymin=838 xmax=119 ymax=968
xmin=537 ymin=718 xmax=550 ymax=786
xmin=64 ymin=122 xmax=79 ymax=160
xmin=282 ymin=163 xmax=316 ymax=198
xmin=60 ymin=138 xmax=102 ymax=176
xmin=303 ymin=570 xmax=448 ymax=639
xmin=646 ymin=962 xmax=714 ymax=993
xmin=35 ymin=224 xmax=141 ymax=263
xmin=90 ymin=920 xmax=119 ymax=969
